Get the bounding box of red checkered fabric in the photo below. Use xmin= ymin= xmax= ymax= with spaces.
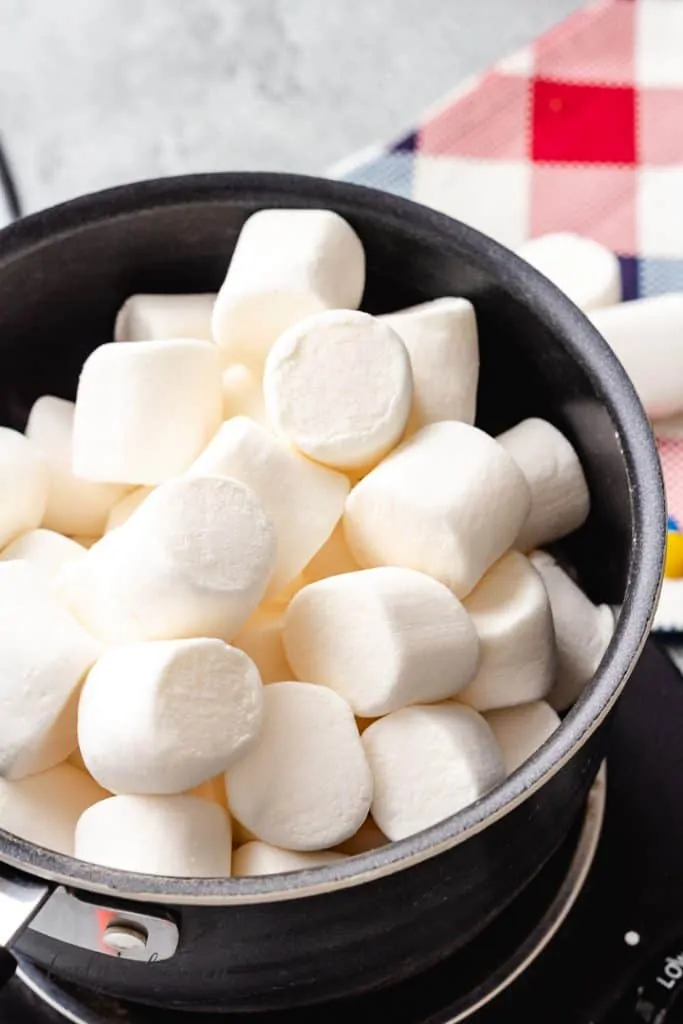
xmin=335 ymin=0 xmax=683 ymax=631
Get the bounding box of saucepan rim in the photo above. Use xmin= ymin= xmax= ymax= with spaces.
xmin=0 ymin=172 xmax=666 ymax=904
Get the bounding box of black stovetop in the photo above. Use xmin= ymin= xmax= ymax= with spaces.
xmin=4 ymin=639 xmax=683 ymax=1024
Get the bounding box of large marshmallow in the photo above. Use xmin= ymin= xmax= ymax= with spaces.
xmin=0 ymin=529 xmax=86 ymax=584
xmin=0 ymin=427 xmax=49 ymax=548
xmin=264 ymin=309 xmax=412 ymax=471
xmin=303 ymin=523 xmax=359 ymax=584
xmin=458 ymin=551 xmax=555 ymax=711
xmin=284 ymin=567 xmax=480 ymax=717
xmin=486 ymin=701 xmax=560 ymax=775
xmin=212 ymin=209 xmax=365 ymax=365
xmin=64 ymin=475 xmax=276 ymax=645
xmin=232 ymin=609 xmax=292 ymax=684
xmin=517 ymin=233 xmax=621 ymax=312
xmin=0 ymin=562 xmax=100 ymax=779
xmin=344 ymin=422 xmax=531 ymax=597
xmin=75 ymin=795 xmax=232 ymax=876
xmin=0 ymin=764 xmax=107 ymax=856
xmin=530 ymin=551 xmax=614 ymax=710
xmin=114 ymin=293 xmax=216 ymax=342
xmin=25 ymin=396 xmax=127 ymax=535
xmin=590 ymin=294 xmax=683 ymax=419
xmin=363 ymin=704 xmax=505 ymax=841
xmin=105 ymin=486 xmax=154 ymax=531
xmin=222 ymin=364 xmax=266 ymax=422
xmin=497 ymin=418 xmax=590 ymax=552
xmin=381 ymin=297 xmax=479 ymax=429
xmin=78 ymin=639 xmax=264 ymax=794
xmin=72 ymin=340 xmax=222 ymax=484
xmin=227 ymin=682 xmax=373 ymax=851
xmin=187 ymin=417 xmax=348 ymax=595
xmin=233 ymin=841 xmax=346 ymax=876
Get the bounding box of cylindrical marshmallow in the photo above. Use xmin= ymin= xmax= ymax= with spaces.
xmin=335 ymin=816 xmax=388 ymax=856
xmin=264 ymin=309 xmax=412 ymax=471
xmin=0 ymin=561 xmax=100 ymax=779
xmin=0 ymin=427 xmax=49 ymax=549
xmin=516 ymin=233 xmax=621 ymax=312
xmin=284 ymin=567 xmax=480 ymax=717
xmin=233 ymin=842 xmax=346 ymax=876
xmin=75 ymin=795 xmax=232 ymax=876
xmin=589 ymin=294 xmax=683 ymax=419
xmin=381 ymin=297 xmax=479 ymax=429
xmin=344 ymin=421 xmax=531 ymax=597
xmin=232 ymin=610 xmax=292 ymax=685
xmin=212 ymin=208 xmax=365 ymax=365
xmin=363 ymin=704 xmax=505 ymax=841
xmin=25 ymin=396 xmax=128 ymax=535
xmin=303 ymin=522 xmax=359 ymax=584
xmin=64 ymin=475 xmax=276 ymax=645
xmin=458 ymin=551 xmax=555 ymax=711
xmin=187 ymin=417 xmax=348 ymax=596
xmin=530 ymin=551 xmax=614 ymax=710
xmin=114 ymin=293 xmax=216 ymax=342
xmin=485 ymin=701 xmax=560 ymax=775
xmin=0 ymin=764 xmax=107 ymax=856
xmin=0 ymin=529 xmax=86 ymax=584
xmin=497 ymin=418 xmax=590 ymax=552
xmin=105 ymin=486 xmax=154 ymax=531
xmin=222 ymin=364 xmax=266 ymax=422
xmin=227 ymin=682 xmax=373 ymax=851
xmin=78 ymin=639 xmax=264 ymax=794
xmin=73 ymin=339 xmax=222 ymax=484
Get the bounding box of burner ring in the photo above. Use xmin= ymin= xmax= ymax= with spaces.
xmin=14 ymin=765 xmax=606 ymax=1024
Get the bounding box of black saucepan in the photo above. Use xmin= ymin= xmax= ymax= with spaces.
xmin=0 ymin=174 xmax=665 ymax=1012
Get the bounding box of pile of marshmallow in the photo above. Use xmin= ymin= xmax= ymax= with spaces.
xmin=0 ymin=210 xmax=615 ymax=880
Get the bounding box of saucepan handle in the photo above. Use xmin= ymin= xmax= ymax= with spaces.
xmin=0 ymin=868 xmax=52 ymax=990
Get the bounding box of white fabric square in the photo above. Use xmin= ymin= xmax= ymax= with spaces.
xmin=636 ymin=0 xmax=683 ymax=87
xmin=413 ymin=155 xmax=531 ymax=249
xmin=638 ymin=167 xmax=683 ymax=257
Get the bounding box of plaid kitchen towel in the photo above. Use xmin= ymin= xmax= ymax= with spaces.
xmin=333 ymin=0 xmax=683 ymax=634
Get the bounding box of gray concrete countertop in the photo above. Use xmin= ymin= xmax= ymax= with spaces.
xmin=0 ymin=0 xmax=584 ymax=214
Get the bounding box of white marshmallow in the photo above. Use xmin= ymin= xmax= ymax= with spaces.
xmin=0 ymin=764 xmax=107 ymax=856
xmin=496 ymin=418 xmax=590 ymax=552
xmin=73 ymin=340 xmax=222 ymax=484
xmin=232 ymin=610 xmax=292 ymax=684
xmin=25 ymin=396 xmax=128 ymax=535
xmin=114 ymin=293 xmax=216 ymax=342
xmin=284 ymin=567 xmax=480 ymax=717
xmin=0 ymin=529 xmax=86 ymax=584
xmin=0 ymin=562 xmax=100 ymax=779
xmin=485 ymin=701 xmax=560 ymax=775
xmin=222 ymin=364 xmax=266 ymax=422
xmin=344 ymin=422 xmax=531 ymax=598
xmin=264 ymin=309 xmax=412 ymax=471
xmin=78 ymin=639 xmax=264 ymax=794
xmin=105 ymin=486 xmax=154 ymax=531
xmin=336 ymin=816 xmax=388 ymax=855
xmin=458 ymin=551 xmax=555 ymax=711
xmin=187 ymin=417 xmax=348 ymax=596
xmin=227 ymin=682 xmax=373 ymax=851
xmin=530 ymin=551 xmax=614 ymax=710
xmin=64 ymin=475 xmax=276 ymax=645
xmin=213 ymin=209 xmax=365 ymax=365
xmin=0 ymin=427 xmax=49 ymax=548
xmin=516 ymin=233 xmax=620 ymax=312
xmin=233 ymin=842 xmax=346 ymax=876
xmin=303 ymin=523 xmax=359 ymax=583
xmin=589 ymin=294 xmax=683 ymax=419
xmin=75 ymin=795 xmax=232 ymax=876
xmin=381 ymin=297 xmax=479 ymax=429
xmin=363 ymin=704 xmax=505 ymax=841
